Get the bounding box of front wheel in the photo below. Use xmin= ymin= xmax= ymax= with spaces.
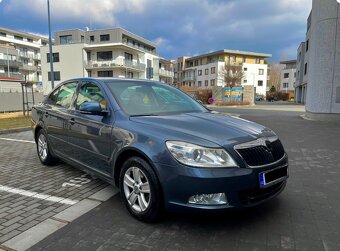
xmin=36 ymin=129 xmax=57 ymax=165
xmin=119 ymin=157 xmax=163 ymax=222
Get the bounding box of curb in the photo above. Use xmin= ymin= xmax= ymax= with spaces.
xmin=0 ymin=127 xmax=31 ymax=135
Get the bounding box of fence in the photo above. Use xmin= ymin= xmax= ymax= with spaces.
xmin=0 ymin=93 xmax=44 ymax=113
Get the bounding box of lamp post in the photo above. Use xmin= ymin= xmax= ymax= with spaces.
xmin=47 ymin=0 xmax=54 ymax=89
xmin=6 ymin=42 xmax=15 ymax=77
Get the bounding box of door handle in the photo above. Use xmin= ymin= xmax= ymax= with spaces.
xmin=69 ymin=118 xmax=75 ymax=125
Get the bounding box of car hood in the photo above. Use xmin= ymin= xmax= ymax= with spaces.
xmin=130 ymin=112 xmax=276 ymax=147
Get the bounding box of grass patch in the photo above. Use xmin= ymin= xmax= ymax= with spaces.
xmin=0 ymin=116 xmax=31 ymax=130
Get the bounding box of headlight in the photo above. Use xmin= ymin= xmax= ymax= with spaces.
xmin=166 ymin=141 xmax=238 ymax=168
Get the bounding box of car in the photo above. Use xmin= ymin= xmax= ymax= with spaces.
xmin=267 ymin=95 xmax=279 ymax=102
xmin=255 ymin=95 xmax=263 ymax=101
xmin=32 ymin=78 xmax=289 ymax=222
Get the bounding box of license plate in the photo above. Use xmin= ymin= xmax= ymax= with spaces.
xmin=259 ymin=167 xmax=288 ymax=188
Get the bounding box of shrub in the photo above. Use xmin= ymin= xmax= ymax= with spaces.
xmin=214 ymin=101 xmax=250 ymax=106
xmin=196 ymin=89 xmax=212 ymax=104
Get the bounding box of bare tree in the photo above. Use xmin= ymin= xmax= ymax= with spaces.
xmin=267 ymin=63 xmax=283 ymax=91
xmin=218 ymin=63 xmax=246 ymax=88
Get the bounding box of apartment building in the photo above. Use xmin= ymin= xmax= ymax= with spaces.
xmin=0 ymin=27 xmax=48 ymax=90
xmin=280 ymin=60 xmax=296 ymax=98
xmin=295 ymin=10 xmax=311 ymax=105
xmin=41 ymin=28 xmax=174 ymax=94
xmin=173 ymin=50 xmax=271 ymax=96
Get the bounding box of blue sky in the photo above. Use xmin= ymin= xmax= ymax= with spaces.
xmin=0 ymin=0 xmax=312 ymax=62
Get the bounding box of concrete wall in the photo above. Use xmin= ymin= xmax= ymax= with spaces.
xmin=0 ymin=92 xmax=44 ymax=112
xmin=306 ymin=0 xmax=340 ymax=114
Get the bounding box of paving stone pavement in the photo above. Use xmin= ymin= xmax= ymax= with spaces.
xmin=0 ymin=131 xmax=108 ymax=244
xmin=25 ymin=107 xmax=340 ymax=251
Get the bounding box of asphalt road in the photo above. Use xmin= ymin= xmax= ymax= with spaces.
xmin=27 ymin=104 xmax=340 ymax=251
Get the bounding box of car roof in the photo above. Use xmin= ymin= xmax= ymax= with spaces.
xmin=68 ymin=77 xmax=164 ymax=85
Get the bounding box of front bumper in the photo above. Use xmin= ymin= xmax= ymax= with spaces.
xmin=155 ymin=154 xmax=288 ymax=212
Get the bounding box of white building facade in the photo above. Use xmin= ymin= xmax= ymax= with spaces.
xmin=280 ymin=60 xmax=296 ymax=96
xmin=0 ymin=27 xmax=48 ymax=87
xmin=41 ymin=28 xmax=173 ymax=94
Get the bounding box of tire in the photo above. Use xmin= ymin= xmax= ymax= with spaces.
xmin=36 ymin=129 xmax=58 ymax=165
xmin=119 ymin=157 xmax=163 ymax=222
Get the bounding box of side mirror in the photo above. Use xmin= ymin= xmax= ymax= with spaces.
xmin=79 ymin=102 xmax=108 ymax=116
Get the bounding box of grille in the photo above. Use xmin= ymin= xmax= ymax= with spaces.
xmin=236 ymin=139 xmax=285 ymax=166
xmin=239 ymin=181 xmax=285 ymax=205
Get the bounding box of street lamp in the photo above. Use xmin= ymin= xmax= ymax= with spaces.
xmin=6 ymin=42 xmax=15 ymax=77
xmin=47 ymin=0 xmax=54 ymax=89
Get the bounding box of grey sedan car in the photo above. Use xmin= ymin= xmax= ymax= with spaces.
xmin=32 ymin=78 xmax=288 ymax=221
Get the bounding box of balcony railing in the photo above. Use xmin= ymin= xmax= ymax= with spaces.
xmin=19 ymin=52 xmax=41 ymax=60
xmin=158 ymin=68 xmax=174 ymax=77
xmin=0 ymin=72 xmax=24 ymax=80
xmin=182 ymin=76 xmax=196 ymax=81
xmin=86 ymin=59 xmax=146 ymax=71
xmin=20 ymin=65 xmax=37 ymax=71
xmin=0 ymin=59 xmax=23 ymax=68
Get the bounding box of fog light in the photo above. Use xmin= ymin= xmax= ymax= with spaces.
xmin=188 ymin=193 xmax=228 ymax=205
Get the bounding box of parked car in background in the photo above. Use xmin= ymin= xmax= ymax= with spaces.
xmin=267 ymin=95 xmax=278 ymax=102
xmin=32 ymin=78 xmax=289 ymax=221
xmin=255 ymin=95 xmax=264 ymax=101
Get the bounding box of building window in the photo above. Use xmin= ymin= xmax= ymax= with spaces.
xmin=210 ymin=79 xmax=215 ymax=86
xmin=211 ymin=67 xmax=216 ymax=74
xmin=48 ymin=71 xmax=61 ymax=81
xmin=242 ymin=56 xmax=246 ymax=63
xmin=259 ymin=69 xmax=264 ymax=75
xmin=255 ymin=58 xmax=260 ymax=64
xmin=194 ymin=60 xmax=198 ymax=66
xmin=87 ymin=70 xmax=92 ymax=77
xmin=306 ymin=40 xmax=309 ymax=52
xmin=27 ymin=38 xmax=33 ymax=43
xmin=283 ymin=83 xmax=289 ymax=88
xmin=81 ymin=35 xmax=84 ymax=43
xmin=205 ymin=69 xmax=209 ymax=75
xmin=60 ymin=35 xmax=72 ymax=44
xmin=42 ymin=42 xmax=47 ymax=46
xmin=284 ymin=73 xmax=289 ymax=78
xmin=205 ymin=80 xmax=208 ymax=86
xmin=294 ymin=72 xmax=296 ymax=78
xmin=47 ymin=53 xmax=59 ymax=63
xmin=125 ymin=52 xmax=133 ymax=61
xmin=14 ymin=35 xmax=23 ymax=40
xmin=198 ymin=70 xmax=202 ymax=76
xmin=90 ymin=36 xmax=94 ymax=42
xmin=198 ymin=81 xmax=202 ymax=87
xmin=304 ymin=63 xmax=308 ymax=75
xmin=244 ymin=67 xmax=248 ymax=71
xmin=98 ymin=71 xmax=113 ymax=77
xmin=127 ymin=72 xmax=134 ymax=78
xmin=0 ymin=32 xmax=6 ymax=37
xmin=244 ymin=79 xmax=247 ymax=83
xmin=100 ymin=34 xmax=110 ymax=41
xmin=97 ymin=51 xmax=112 ymax=61
xmin=231 ymin=55 xmax=236 ymax=64
xmin=258 ymin=80 xmax=263 ymax=86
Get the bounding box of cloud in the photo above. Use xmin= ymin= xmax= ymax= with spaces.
xmin=0 ymin=0 xmax=313 ymax=61
xmin=3 ymin=0 xmax=148 ymax=25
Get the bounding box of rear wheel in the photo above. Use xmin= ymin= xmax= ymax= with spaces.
xmin=119 ymin=157 xmax=162 ymax=222
xmin=36 ymin=129 xmax=57 ymax=165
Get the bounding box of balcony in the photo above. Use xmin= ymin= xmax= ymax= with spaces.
xmin=182 ymin=76 xmax=196 ymax=81
xmin=20 ymin=65 xmax=37 ymax=71
xmin=0 ymin=59 xmax=23 ymax=68
xmin=85 ymin=59 xmax=146 ymax=71
xmin=158 ymin=68 xmax=174 ymax=78
xmin=0 ymin=72 xmax=24 ymax=80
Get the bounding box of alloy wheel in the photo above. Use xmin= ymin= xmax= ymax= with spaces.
xmin=123 ymin=166 xmax=151 ymax=213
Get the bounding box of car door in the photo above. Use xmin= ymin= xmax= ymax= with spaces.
xmin=68 ymin=80 xmax=114 ymax=175
xmin=43 ymin=81 xmax=78 ymax=157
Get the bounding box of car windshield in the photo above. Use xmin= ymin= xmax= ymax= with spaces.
xmin=105 ymin=80 xmax=208 ymax=116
